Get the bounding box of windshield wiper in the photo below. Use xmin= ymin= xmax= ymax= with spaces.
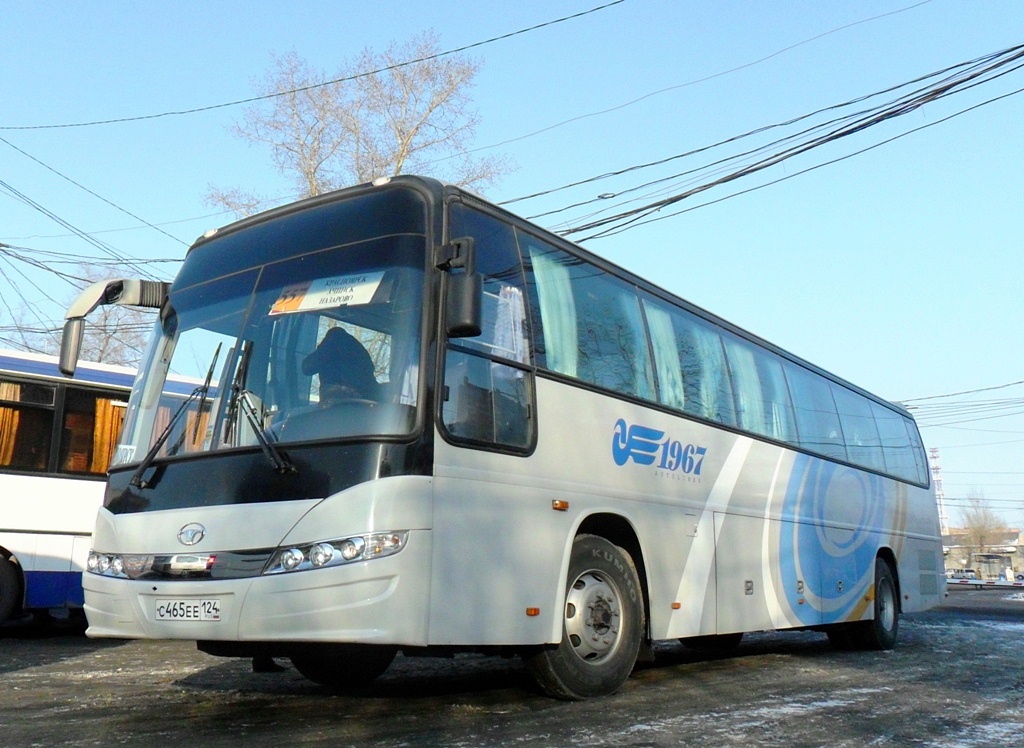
xmin=224 ymin=340 xmax=296 ymax=475
xmin=236 ymin=387 xmax=297 ymax=475
xmin=190 ymin=342 xmax=222 ymax=444
xmin=128 ymin=387 xmax=203 ymax=485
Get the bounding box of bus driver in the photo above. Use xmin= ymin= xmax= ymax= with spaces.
xmin=302 ymin=327 xmax=381 ymax=405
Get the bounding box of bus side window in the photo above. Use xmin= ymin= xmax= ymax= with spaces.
xmin=640 ymin=295 xmax=735 ymax=426
xmin=61 ymin=388 xmax=127 ymax=475
xmin=784 ymin=362 xmax=847 ymax=462
xmin=525 ymin=236 xmax=654 ymax=401
xmin=442 ymin=203 xmax=534 ymax=452
xmin=0 ymin=379 xmax=55 ymax=473
xmin=675 ymin=312 xmax=736 ymax=426
xmin=871 ymin=400 xmax=918 ymax=483
xmin=830 ymin=383 xmax=885 ymax=473
xmin=721 ymin=333 xmax=799 ymax=443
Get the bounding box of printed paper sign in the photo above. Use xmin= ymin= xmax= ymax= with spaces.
xmin=270 ymin=272 xmax=385 ymax=316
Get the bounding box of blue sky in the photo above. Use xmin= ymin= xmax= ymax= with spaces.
xmin=2 ymin=1 xmax=1022 ymax=527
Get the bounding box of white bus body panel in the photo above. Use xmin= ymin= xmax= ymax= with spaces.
xmin=0 ymin=474 xmax=104 ymax=578
xmin=431 ymin=378 xmax=943 ymax=645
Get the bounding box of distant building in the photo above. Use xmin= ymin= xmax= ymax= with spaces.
xmin=942 ymin=527 xmax=1023 ymax=580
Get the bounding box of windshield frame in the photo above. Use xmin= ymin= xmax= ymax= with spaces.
xmin=112 ymin=182 xmax=439 ymax=473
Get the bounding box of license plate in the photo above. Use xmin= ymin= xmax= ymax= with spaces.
xmin=154 ymin=598 xmax=221 ymax=621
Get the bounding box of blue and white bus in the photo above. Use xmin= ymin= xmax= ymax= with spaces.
xmin=60 ymin=176 xmax=943 ymax=698
xmin=0 ymin=349 xmax=135 ymax=624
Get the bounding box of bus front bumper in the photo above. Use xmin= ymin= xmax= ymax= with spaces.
xmin=82 ymin=529 xmax=431 ymax=646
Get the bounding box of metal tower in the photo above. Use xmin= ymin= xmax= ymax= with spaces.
xmin=929 ymin=447 xmax=949 ymax=536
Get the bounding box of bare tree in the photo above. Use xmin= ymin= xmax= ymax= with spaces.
xmin=960 ymin=491 xmax=1010 ymax=562
xmin=208 ymin=31 xmax=512 ymax=216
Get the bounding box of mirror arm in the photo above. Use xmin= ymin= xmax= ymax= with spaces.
xmin=59 ymin=279 xmax=170 ymax=376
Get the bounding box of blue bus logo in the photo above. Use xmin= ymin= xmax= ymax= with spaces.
xmin=612 ymin=419 xmax=707 ymax=475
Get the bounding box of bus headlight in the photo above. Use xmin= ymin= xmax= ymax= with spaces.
xmin=87 ymin=551 xmax=156 ymax=579
xmin=263 ymin=531 xmax=408 ymax=575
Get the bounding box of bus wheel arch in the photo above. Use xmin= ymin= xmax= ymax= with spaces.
xmin=527 ymin=530 xmax=646 ymax=700
xmin=0 ymin=551 xmax=24 ymax=623
xmin=875 ymin=547 xmax=902 ymax=614
xmin=575 ymin=513 xmax=651 ymax=638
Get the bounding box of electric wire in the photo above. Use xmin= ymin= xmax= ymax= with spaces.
xmin=560 ymin=50 xmax=1024 ymax=240
xmin=0 ymin=1 xmax=628 ymax=131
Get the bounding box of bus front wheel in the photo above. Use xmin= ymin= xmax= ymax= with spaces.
xmin=527 ymin=534 xmax=645 ymax=700
xmin=0 ymin=556 xmax=22 ymax=623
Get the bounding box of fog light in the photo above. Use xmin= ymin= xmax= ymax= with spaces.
xmin=340 ymin=537 xmax=364 ymax=561
xmin=280 ymin=548 xmax=304 ymax=571
xmin=310 ymin=543 xmax=335 ymax=567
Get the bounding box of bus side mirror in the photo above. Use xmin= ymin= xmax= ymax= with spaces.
xmin=440 ymin=237 xmax=483 ymax=339
xmin=59 ymin=318 xmax=85 ymax=377
xmin=446 ymin=271 xmax=483 ymax=338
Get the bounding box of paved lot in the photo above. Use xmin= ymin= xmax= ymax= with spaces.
xmin=2 ymin=589 xmax=1023 ymax=747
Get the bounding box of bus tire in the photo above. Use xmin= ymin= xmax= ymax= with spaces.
xmin=851 ymin=558 xmax=899 ymax=651
xmin=0 ymin=556 xmax=21 ymax=623
xmin=526 ymin=534 xmax=644 ymax=700
xmin=290 ymin=644 xmax=397 ymax=689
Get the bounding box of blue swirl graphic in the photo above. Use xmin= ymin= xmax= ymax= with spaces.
xmin=779 ymin=454 xmax=893 ymax=625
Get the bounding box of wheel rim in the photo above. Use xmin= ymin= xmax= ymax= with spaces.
xmin=877 ymin=576 xmax=896 ymax=631
xmin=564 ymin=569 xmax=624 ymax=664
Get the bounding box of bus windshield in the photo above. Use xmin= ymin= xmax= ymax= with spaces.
xmin=113 ymin=218 xmax=426 ymax=470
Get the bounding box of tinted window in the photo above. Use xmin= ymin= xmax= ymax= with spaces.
xmin=641 ymin=295 xmax=735 ymax=425
xmin=449 ymin=203 xmax=531 ymax=365
xmin=831 ymin=383 xmax=885 ymax=472
xmin=784 ymin=362 xmax=847 ymax=461
xmin=524 ymin=236 xmax=654 ymax=400
xmin=443 ymin=205 xmax=534 ymax=451
xmin=722 ymin=334 xmax=798 ymax=442
xmin=872 ymin=400 xmax=919 ymax=482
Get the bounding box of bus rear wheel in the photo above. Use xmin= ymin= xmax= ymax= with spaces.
xmin=0 ymin=557 xmax=22 ymax=623
xmin=290 ymin=644 xmax=397 ymax=689
xmin=527 ymin=534 xmax=644 ymax=700
xmin=850 ymin=558 xmax=899 ymax=650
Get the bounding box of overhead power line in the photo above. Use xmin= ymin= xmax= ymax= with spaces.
xmin=902 ymin=379 xmax=1024 ymax=403
xmin=0 ymin=179 xmax=163 ymax=280
xmin=0 ymin=135 xmax=189 ymax=247
xmin=428 ymin=0 xmax=936 ymax=164
xmin=0 ymin=1 xmax=628 ymax=131
xmin=543 ymin=42 xmax=1024 ymax=241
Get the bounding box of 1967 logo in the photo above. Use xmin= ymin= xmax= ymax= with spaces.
xmin=612 ymin=419 xmax=707 ymax=475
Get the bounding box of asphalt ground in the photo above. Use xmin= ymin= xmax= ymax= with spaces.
xmin=2 ymin=587 xmax=1022 ymax=747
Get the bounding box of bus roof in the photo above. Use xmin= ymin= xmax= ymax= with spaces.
xmin=0 ymin=348 xmax=137 ymax=389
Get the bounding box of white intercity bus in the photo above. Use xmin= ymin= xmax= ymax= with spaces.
xmin=60 ymin=176 xmax=942 ymax=699
xmin=0 ymin=349 xmax=134 ymax=624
